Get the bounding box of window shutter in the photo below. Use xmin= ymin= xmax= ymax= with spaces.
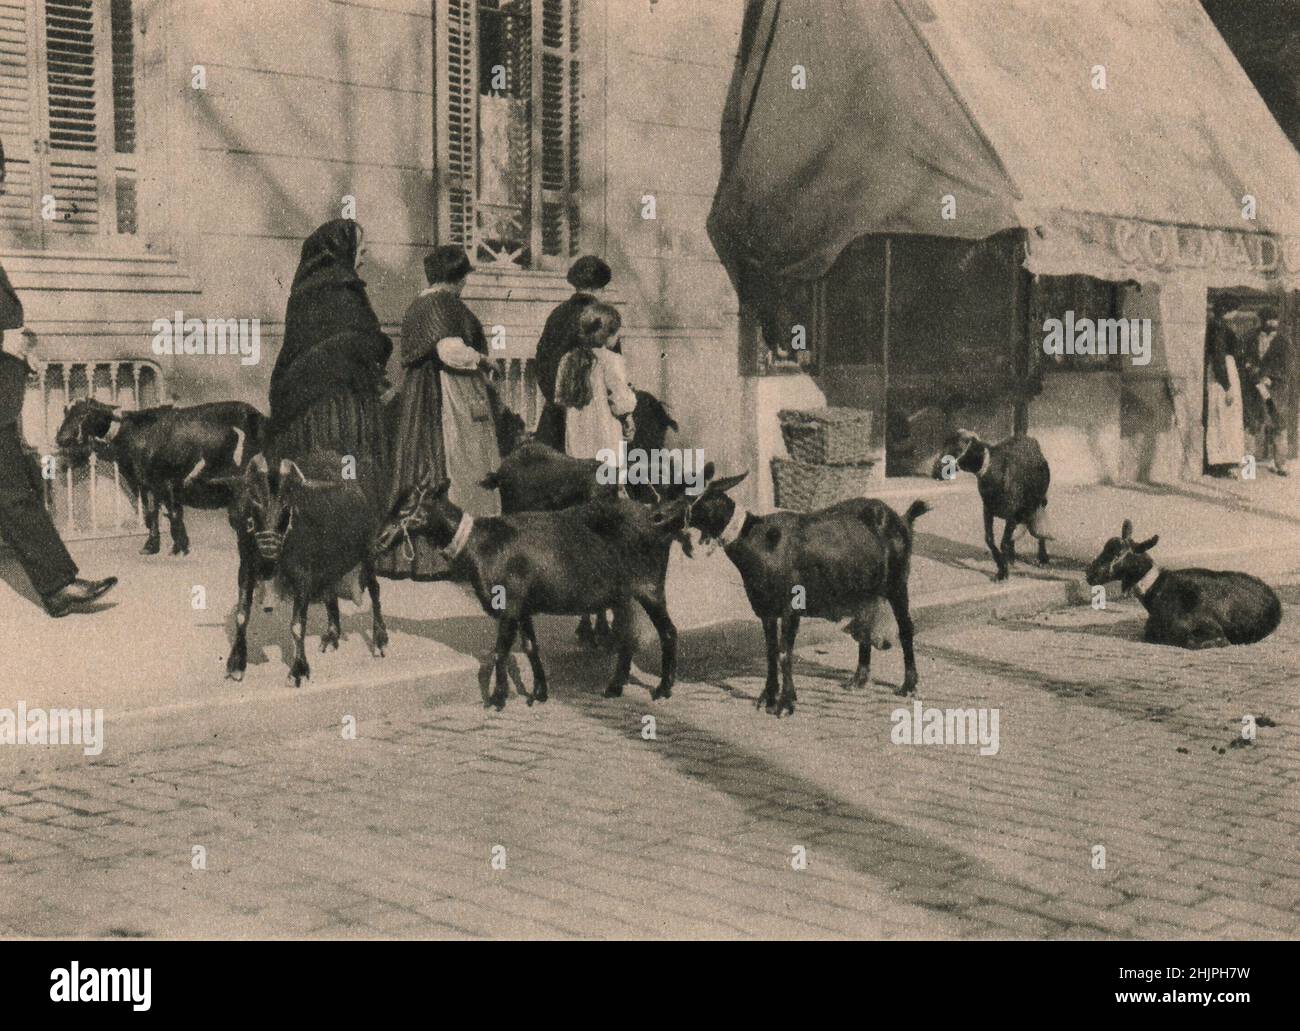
xmin=567 ymin=0 xmax=579 ymax=255
xmin=108 ymin=0 xmax=136 ymax=234
xmin=436 ymin=0 xmax=478 ymax=252
xmin=0 ymin=0 xmax=39 ymax=242
xmin=43 ymin=0 xmax=101 ymax=235
xmin=537 ymin=0 xmax=566 ymax=262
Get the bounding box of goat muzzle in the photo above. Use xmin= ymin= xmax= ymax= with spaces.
xmin=254 ymin=529 xmax=285 ymax=561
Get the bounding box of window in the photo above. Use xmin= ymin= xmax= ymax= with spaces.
xmin=435 ymin=0 xmax=581 ymax=271
xmin=1029 ymin=274 xmax=1123 ymax=372
xmin=0 ymin=0 xmax=142 ymax=248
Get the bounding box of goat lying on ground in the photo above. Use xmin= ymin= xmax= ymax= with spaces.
xmin=651 ymin=472 xmax=929 ymax=715
xmin=1085 ymin=519 xmax=1281 ymax=648
xmin=484 ymin=388 xmax=686 ymax=646
xmin=375 ymin=473 xmax=680 ymax=709
xmin=56 ymin=398 xmax=266 ymax=556
xmin=936 ymin=430 xmax=1052 ymax=580
xmin=223 ymin=452 xmax=387 ymax=685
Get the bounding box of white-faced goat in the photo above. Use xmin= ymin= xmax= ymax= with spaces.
xmin=56 ymin=398 xmax=266 ymax=556
xmin=1085 ymin=520 xmax=1281 ymax=648
xmin=652 ymin=472 xmax=929 ymax=716
xmin=936 ymin=430 xmax=1053 ymax=580
xmin=224 ymin=452 xmax=387 ymax=685
xmin=374 ymin=474 xmax=680 ymax=709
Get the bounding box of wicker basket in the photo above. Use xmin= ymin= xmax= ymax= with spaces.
xmin=778 ymin=407 xmax=874 ymax=465
xmin=771 ymin=457 xmax=875 ymax=511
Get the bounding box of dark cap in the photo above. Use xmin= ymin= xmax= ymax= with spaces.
xmin=567 ymin=255 xmax=612 ymax=291
xmin=424 ymin=245 xmax=473 ymax=284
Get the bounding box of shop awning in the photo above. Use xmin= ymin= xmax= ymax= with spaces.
xmin=708 ymin=0 xmax=1300 ymax=299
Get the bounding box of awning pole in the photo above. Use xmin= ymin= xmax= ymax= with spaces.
xmin=882 ymin=237 xmax=891 ymax=462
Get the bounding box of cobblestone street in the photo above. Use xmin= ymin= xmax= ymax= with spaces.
xmin=3 ymin=574 xmax=1298 ymax=940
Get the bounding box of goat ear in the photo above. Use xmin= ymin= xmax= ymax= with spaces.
xmin=702 ymin=461 xmax=716 ymax=484
xmin=710 ymin=471 xmax=749 ymax=495
xmin=278 ymin=458 xmax=303 ymax=484
xmin=1120 ymin=518 xmax=1133 ymax=541
xmin=1134 ymin=534 xmax=1159 ymax=553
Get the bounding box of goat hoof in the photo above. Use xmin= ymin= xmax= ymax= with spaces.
xmin=651 ymin=682 xmax=673 ymax=700
xmin=488 ymin=693 xmax=507 ymax=710
xmin=373 ymin=630 xmax=389 ymax=656
xmin=171 ymin=543 xmax=189 ymax=556
xmin=140 ymin=539 xmax=160 ymax=555
xmin=896 ymin=676 xmax=918 ymax=697
xmin=843 ymin=675 xmax=868 ymax=692
xmin=225 ymin=668 xmax=244 ymax=683
xmin=320 ymin=634 xmax=340 ymax=653
xmin=532 ymin=689 xmax=548 ymax=704
xmin=994 ymin=570 xmax=1009 ymax=582
xmin=603 ymin=683 xmax=624 ymax=699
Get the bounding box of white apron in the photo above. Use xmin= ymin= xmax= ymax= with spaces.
xmin=1205 ymin=355 xmax=1245 ymax=467
xmin=441 ymin=370 xmax=501 ymax=516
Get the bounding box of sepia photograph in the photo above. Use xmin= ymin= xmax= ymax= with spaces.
xmin=0 ymin=0 xmax=1298 ymax=970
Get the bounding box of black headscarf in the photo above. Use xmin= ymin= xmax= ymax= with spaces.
xmin=269 ymin=219 xmax=393 ymax=432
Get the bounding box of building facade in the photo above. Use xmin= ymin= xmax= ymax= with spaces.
xmin=6 ymin=0 xmax=1300 ymax=538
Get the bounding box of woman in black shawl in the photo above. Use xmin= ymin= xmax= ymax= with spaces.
xmin=268 ymin=219 xmax=391 ymax=506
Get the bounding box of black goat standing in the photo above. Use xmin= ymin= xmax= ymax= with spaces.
xmin=937 ymin=430 xmax=1052 ymax=580
xmin=224 ymin=452 xmax=387 ymax=685
xmin=652 ymin=473 xmax=929 ymax=716
xmin=485 ymin=389 xmax=680 ymax=510
xmin=484 ymin=388 xmax=684 ymax=645
xmin=56 ymin=398 xmax=265 ymax=555
xmin=375 ymin=474 xmax=679 ymax=709
xmin=1085 ymin=519 xmax=1281 ymax=648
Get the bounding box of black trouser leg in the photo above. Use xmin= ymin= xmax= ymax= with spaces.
xmin=0 ymin=425 xmax=78 ymax=598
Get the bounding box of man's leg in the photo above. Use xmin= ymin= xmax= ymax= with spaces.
xmin=0 ymin=425 xmax=78 ymax=597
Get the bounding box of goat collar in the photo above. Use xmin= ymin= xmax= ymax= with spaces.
xmin=442 ymin=512 xmax=474 ymax=561
xmin=975 ymin=445 xmax=992 ymax=478
xmin=1133 ymin=564 xmax=1161 ymax=600
xmin=717 ymin=502 xmax=749 ymax=546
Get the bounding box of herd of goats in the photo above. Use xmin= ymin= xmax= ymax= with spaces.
xmin=53 ymin=389 xmax=1283 ymax=717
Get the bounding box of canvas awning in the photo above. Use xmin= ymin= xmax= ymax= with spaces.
xmin=708 ymin=0 xmax=1300 ymax=303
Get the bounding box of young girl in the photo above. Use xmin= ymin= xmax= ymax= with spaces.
xmin=554 ymin=302 xmax=636 ymax=479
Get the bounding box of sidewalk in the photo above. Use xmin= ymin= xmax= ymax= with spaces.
xmin=3 ymin=473 xmax=1300 ymax=765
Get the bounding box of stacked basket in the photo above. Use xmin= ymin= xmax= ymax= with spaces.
xmin=772 ymin=407 xmax=875 ymax=510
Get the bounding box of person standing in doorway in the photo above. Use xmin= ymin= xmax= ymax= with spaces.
xmin=1244 ymin=307 xmax=1290 ymax=476
xmin=0 ymin=139 xmax=117 ymax=616
xmin=534 ymin=255 xmax=613 ymax=450
xmin=1204 ymin=296 xmax=1246 ymax=477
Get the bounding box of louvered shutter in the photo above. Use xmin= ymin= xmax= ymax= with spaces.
xmin=42 ymin=0 xmax=105 ymax=236
xmin=0 ymin=0 xmax=39 ymax=243
xmin=108 ymin=0 xmax=136 ymax=234
xmin=436 ymin=0 xmax=478 ymax=253
xmin=536 ymin=0 xmax=566 ymax=264
xmin=567 ymin=0 xmax=579 ymax=256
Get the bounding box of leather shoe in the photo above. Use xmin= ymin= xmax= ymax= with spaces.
xmin=43 ymin=577 xmax=118 ymax=618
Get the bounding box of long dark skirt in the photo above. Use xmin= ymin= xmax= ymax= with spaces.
xmin=374 ymin=361 xmax=452 ymax=580
xmin=268 ymin=391 xmax=389 ymax=514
